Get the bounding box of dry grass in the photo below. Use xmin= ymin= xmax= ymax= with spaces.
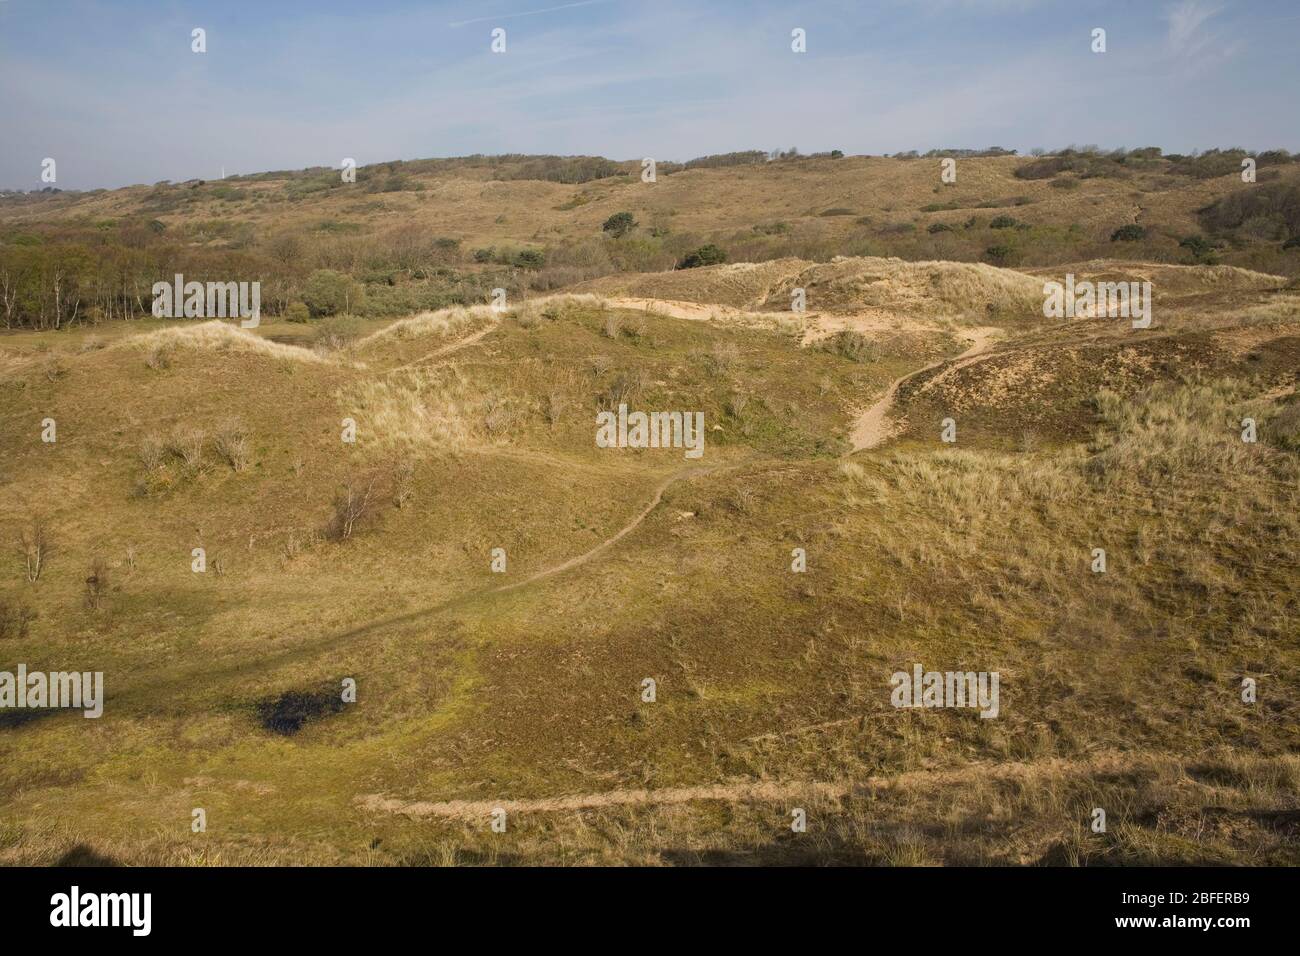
xmin=167 ymin=425 xmax=206 ymax=470
xmin=337 ymin=365 xmax=487 ymax=451
xmin=3 ymin=169 xmax=1297 ymax=866
xmin=764 ymin=256 xmax=1046 ymax=318
xmin=355 ymin=304 xmax=494 ymax=347
xmin=213 ymin=421 xmax=253 ymax=472
xmin=119 ymin=320 xmax=331 ymax=363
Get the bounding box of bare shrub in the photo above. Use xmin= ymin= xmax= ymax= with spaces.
xmin=545 ymin=391 xmax=565 ymax=426
xmin=167 ymin=426 xmax=206 ymax=470
xmin=823 ymin=329 xmax=874 ymax=362
xmin=727 ymin=392 xmax=750 ymax=419
xmin=18 ymin=517 xmax=52 ymax=583
xmin=707 ymin=341 xmax=741 ymax=373
xmin=599 ymin=370 xmax=645 ymax=410
xmin=483 ymin=396 xmax=512 ymax=436
xmin=590 ymin=354 xmax=613 ymax=376
xmin=328 ymin=475 xmax=384 ymax=541
xmin=391 ymin=458 xmax=416 ymax=508
xmin=313 ymin=314 xmax=366 ymax=350
xmin=138 ymin=435 xmax=166 ymax=471
xmin=0 ymin=596 xmax=35 ymax=639
xmin=601 ymin=313 xmax=622 ymax=339
xmin=145 ymin=342 xmax=173 ymax=370
xmin=728 ymin=486 xmax=758 ymax=515
xmin=213 ymin=422 xmax=252 ymax=472
xmin=84 ymin=557 xmax=109 ymax=611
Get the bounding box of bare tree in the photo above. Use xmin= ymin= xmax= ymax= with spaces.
xmin=390 ymin=458 xmax=416 ymax=509
xmin=84 ymin=556 xmax=109 ymax=610
xmin=19 ymin=517 xmax=53 ymax=583
xmin=0 ymin=266 xmax=18 ymax=330
xmin=328 ymin=475 xmax=382 ymax=540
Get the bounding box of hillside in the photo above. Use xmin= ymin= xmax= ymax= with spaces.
xmin=4 ymin=149 xmax=1300 ymax=333
xmin=1 ymin=154 xmax=1299 ymax=867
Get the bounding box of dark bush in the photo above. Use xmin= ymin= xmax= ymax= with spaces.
xmin=1015 ymin=156 xmax=1071 ymax=180
xmin=682 ymin=151 xmax=768 ymax=170
xmin=513 ymin=248 xmax=546 ymax=269
xmin=1200 ymin=182 xmax=1300 ymax=239
xmin=1111 ymin=224 xmax=1147 ymax=242
xmin=984 ymin=244 xmax=1018 ymax=266
xmin=676 ymin=244 xmax=727 ymax=269
xmin=602 ymin=212 xmax=637 ymax=238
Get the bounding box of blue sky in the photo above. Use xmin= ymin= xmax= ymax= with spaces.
xmin=2 ymin=0 xmax=1298 ymax=190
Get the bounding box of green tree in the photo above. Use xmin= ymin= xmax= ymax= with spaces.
xmin=676 ymin=244 xmax=727 ymax=269
xmin=303 ymin=269 xmax=364 ymax=316
xmin=513 ymin=248 xmax=546 ymax=269
xmin=602 ymin=212 xmax=637 ymax=238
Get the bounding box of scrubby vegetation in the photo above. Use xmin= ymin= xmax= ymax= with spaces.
xmin=5 ymin=148 xmax=1300 ymax=332
xmin=676 ymin=244 xmax=727 ymax=269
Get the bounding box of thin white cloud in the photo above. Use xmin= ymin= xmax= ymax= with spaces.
xmin=1164 ymin=0 xmax=1222 ymax=57
xmin=449 ymin=0 xmax=611 ymax=29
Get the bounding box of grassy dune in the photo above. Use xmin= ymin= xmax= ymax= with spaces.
xmin=2 ymin=210 xmax=1298 ymax=865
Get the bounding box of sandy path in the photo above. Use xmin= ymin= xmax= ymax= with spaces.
xmin=850 ymin=327 xmax=999 ymax=452
xmin=602 ymin=296 xmax=941 ymax=345
xmin=385 ymin=320 xmax=498 ymax=375
xmin=494 ymin=465 xmax=711 ymax=593
xmin=602 ymin=296 xmax=805 ymax=335
xmin=604 ymin=296 xmax=744 ymax=322
xmin=357 ymin=781 xmax=851 ymax=818
xmin=93 ymin=463 xmax=714 ymax=711
xmin=379 ymin=294 xmax=953 ymax=380
xmin=356 ymin=751 xmax=1133 ymax=820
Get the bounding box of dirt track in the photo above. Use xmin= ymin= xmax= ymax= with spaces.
xmin=850 ymin=327 xmax=1000 ymax=451
xmin=356 ymin=751 xmax=1137 ymax=821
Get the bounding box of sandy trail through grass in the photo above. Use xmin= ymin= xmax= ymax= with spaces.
xmin=496 ymin=464 xmax=714 ymax=592
xmin=91 ymin=463 xmax=712 ymax=710
xmin=384 ymin=320 xmax=500 ymax=375
xmin=356 ymin=751 xmax=1136 ymax=819
xmin=850 ymin=327 xmax=1000 ymax=451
